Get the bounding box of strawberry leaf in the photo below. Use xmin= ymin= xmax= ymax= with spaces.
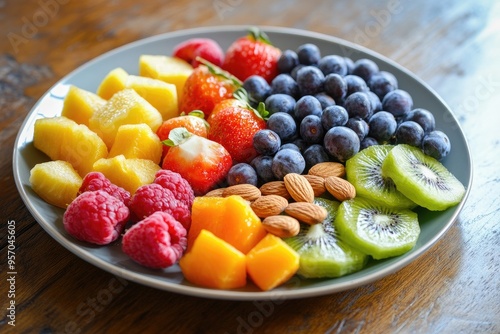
xmin=233 ymin=87 xmax=270 ymax=120
xmin=196 ymin=57 xmax=242 ymax=87
xmin=163 ymin=127 xmax=193 ymax=147
xmin=188 ymin=110 xmax=205 ymax=119
xmin=248 ymin=26 xmax=272 ymax=46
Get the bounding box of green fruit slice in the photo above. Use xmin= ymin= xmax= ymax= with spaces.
xmin=284 ymin=198 xmax=368 ymax=278
xmin=335 ymin=197 xmax=420 ymax=260
xmin=381 ymin=144 xmax=466 ymax=211
xmin=346 ymin=145 xmax=416 ymax=209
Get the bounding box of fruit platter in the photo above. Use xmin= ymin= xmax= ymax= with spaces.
xmin=13 ymin=26 xmax=472 ymax=300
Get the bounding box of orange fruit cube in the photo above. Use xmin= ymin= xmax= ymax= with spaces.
xmin=61 ymin=85 xmax=106 ymax=126
xmin=108 ymin=124 xmax=162 ymax=164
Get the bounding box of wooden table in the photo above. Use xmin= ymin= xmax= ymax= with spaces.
xmin=1 ymin=1 xmax=499 ymax=333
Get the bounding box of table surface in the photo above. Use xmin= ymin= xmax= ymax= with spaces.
xmin=1 ymin=0 xmax=499 ymax=333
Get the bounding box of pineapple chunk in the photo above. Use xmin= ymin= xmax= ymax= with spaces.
xmin=61 ymin=85 xmax=106 ymax=126
xmin=93 ymin=155 xmax=161 ymax=195
xmin=96 ymin=67 xmax=128 ymax=100
xmin=29 ymin=160 xmax=83 ymax=208
xmin=139 ymin=55 xmax=193 ymax=100
xmin=88 ymin=89 xmax=163 ymax=149
xmin=33 ymin=116 xmax=108 ymax=176
xmin=108 ymin=124 xmax=162 ymax=164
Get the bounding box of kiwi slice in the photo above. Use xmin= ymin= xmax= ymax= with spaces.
xmin=346 ymin=145 xmax=416 ymax=209
xmin=284 ymin=198 xmax=368 ymax=278
xmin=381 ymin=144 xmax=466 ymax=211
xmin=335 ymin=197 xmax=420 ymax=260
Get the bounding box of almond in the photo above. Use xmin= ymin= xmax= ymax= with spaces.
xmin=251 ymin=195 xmax=289 ymax=218
xmin=223 ymin=184 xmax=261 ymax=201
xmin=325 ymin=176 xmax=356 ymax=201
xmin=204 ymin=188 xmax=225 ymax=197
xmin=261 ymin=215 xmax=300 ymax=238
xmin=284 ymin=202 xmax=328 ymax=225
xmin=259 ymin=181 xmax=291 ymax=200
xmin=308 ymin=162 xmax=345 ymax=179
xmin=283 ymin=173 xmax=315 ymax=203
xmin=303 ymin=174 xmax=326 ymax=197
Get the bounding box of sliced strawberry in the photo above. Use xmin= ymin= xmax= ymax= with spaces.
xmin=173 ymin=38 xmax=224 ymax=67
xmin=162 ymin=128 xmax=232 ymax=195
xmin=222 ymin=27 xmax=281 ymax=83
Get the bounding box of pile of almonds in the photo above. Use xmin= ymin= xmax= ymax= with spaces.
xmin=204 ymin=162 xmax=356 ymax=238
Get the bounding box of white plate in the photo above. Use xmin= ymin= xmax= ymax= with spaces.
xmin=13 ymin=26 xmax=472 ymax=300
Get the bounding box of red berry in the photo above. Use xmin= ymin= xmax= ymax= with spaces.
xmin=129 ymin=183 xmax=191 ymax=230
xmin=173 ymin=38 xmax=224 ymax=67
xmin=154 ymin=169 xmax=195 ymax=209
xmin=78 ymin=172 xmax=131 ymax=204
xmin=63 ymin=190 xmax=130 ymax=245
xmin=122 ymin=211 xmax=187 ymax=269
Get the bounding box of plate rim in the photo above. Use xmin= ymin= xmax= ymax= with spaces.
xmin=12 ymin=25 xmax=473 ymax=300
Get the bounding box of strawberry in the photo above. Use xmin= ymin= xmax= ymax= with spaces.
xmin=172 ymin=38 xmax=224 ymax=67
xmin=207 ymin=90 xmax=268 ymax=164
xmin=162 ymin=128 xmax=232 ymax=195
xmin=222 ymin=27 xmax=282 ymax=83
xmin=179 ymin=59 xmax=241 ymax=118
xmin=156 ymin=111 xmax=209 ymax=159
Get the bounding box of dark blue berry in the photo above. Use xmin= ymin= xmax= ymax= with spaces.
xmin=266 ymin=112 xmax=297 ymax=142
xmin=318 ymin=55 xmax=348 ymax=76
xmin=367 ymin=91 xmax=382 ymax=113
xmin=270 ymin=73 xmax=299 ymax=97
xmin=344 ymin=57 xmax=355 ymax=74
xmin=296 ymin=66 xmax=325 ymax=96
xmin=360 ymin=137 xmax=379 ymax=150
xmin=344 ymin=92 xmax=373 ymax=120
xmin=251 ymin=156 xmax=275 ymax=184
xmin=290 ymin=64 xmax=305 ymax=80
xmin=403 ymin=108 xmax=435 ymax=133
xmin=277 ymin=49 xmax=299 ymax=73
xmin=294 ymin=95 xmax=323 ymax=121
xmin=227 ymin=163 xmax=258 ymax=186
xmin=300 ymin=115 xmax=324 ymax=144
xmin=344 ymin=74 xmax=369 ymax=96
xmin=396 ymin=121 xmax=425 ymax=147
xmin=315 ymin=93 xmax=336 ymax=109
xmin=382 ymin=89 xmax=413 ymax=118
xmin=346 ymin=117 xmax=369 ymax=141
xmin=243 ymin=75 xmax=271 ymax=105
xmin=271 ymin=148 xmax=306 ymax=179
xmin=324 ymin=73 xmax=347 ymax=102
xmin=368 ymin=71 xmax=398 ymax=100
xmin=265 ymin=94 xmax=296 ymax=115
xmin=368 ymin=111 xmax=397 ymax=142
xmin=303 ymin=144 xmax=330 ymax=171
xmin=422 ymin=130 xmax=451 ymax=160
xmin=352 ymin=58 xmax=379 ymax=82
xmin=253 ymin=129 xmax=281 ymax=156
xmin=279 ymin=143 xmax=301 ymax=152
xmin=321 ymin=105 xmax=349 ymax=130
xmin=296 ymin=43 xmax=321 ymax=65
xmin=323 ymin=126 xmax=360 ymax=163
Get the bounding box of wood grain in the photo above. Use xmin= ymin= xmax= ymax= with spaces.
xmin=1 ymin=0 xmax=499 ymax=333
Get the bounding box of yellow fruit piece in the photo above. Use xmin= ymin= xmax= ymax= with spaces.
xmin=96 ymin=67 xmax=128 ymax=100
xmin=188 ymin=195 xmax=267 ymax=254
xmin=180 ymin=229 xmax=247 ymax=290
xmin=125 ymin=75 xmax=179 ymax=121
xmin=108 ymin=124 xmax=162 ymax=164
xmin=61 ymin=85 xmax=106 ymax=126
xmin=139 ymin=55 xmax=193 ymax=100
xmin=246 ymin=234 xmax=300 ymax=291
xmin=29 ymin=160 xmax=83 ymax=208
xmin=33 ymin=116 xmax=108 ymax=176
xmin=92 ymin=155 xmax=160 ymax=195
xmin=88 ymin=89 xmax=163 ymax=149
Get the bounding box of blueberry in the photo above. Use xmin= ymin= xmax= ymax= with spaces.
xmin=352 ymin=58 xmax=379 ymax=82
xmin=280 ymin=143 xmax=301 ymax=152
xmin=367 ymin=91 xmax=382 ymax=113
xmin=344 ymin=74 xmax=369 ymax=96
xmin=227 ymin=163 xmax=258 ymax=186
xmin=346 ymin=117 xmax=369 ymax=141
xmin=290 ymin=64 xmax=305 ymax=80
xmin=300 ymin=115 xmax=324 ymax=144
xmin=324 ymin=73 xmax=347 ymax=102
xmin=315 ymin=93 xmax=336 ymax=109
xmin=403 ymin=108 xmax=436 ymax=133
xmin=296 ymin=43 xmax=321 ymax=65
xmin=422 ymin=130 xmax=451 ymax=160
xmin=243 ymin=75 xmax=271 ymax=105
xmin=360 ymin=137 xmax=379 ymax=150
xmin=323 ymin=126 xmax=360 ymax=163
xmin=344 ymin=57 xmax=355 ymax=74
xmin=271 ymin=148 xmax=306 ymax=179
xmin=396 ymin=121 xmax=425 ymax=147
xmin=253 ymin=129 xmax=281 ymax=156
xmin=368 ymin=71 xmax=398 ymax=100
xmin=382 ymin=89 xmax=413 ymax=118
xmin=266 ymin=112 xmax=297 ymax=142
xmin=270 ymin=73 xmax=299 ymax=97
xmin=251 ymin=155 xmax=275 ymax=184
xmin=318 ymin=55 xmax=348 ymax=76
xmin=291 ymin=138 xmax=309 ymax=152
xmin=321 ymin=105 xmax=349 ymax=129
xmin=265 ymin=94 xmax=296 ymax=115
xmin=294 ymin=95 xmax=323 ymax=121
xmin=277 ymin=49 xmax=299 ymax=73
xmin=296 ymin=66 xmax=325 ymax=96
xmin=303 ymin=144 xmax=330 ymax=171
xmin=368 ymin=111 xmax=397 ymax=142
xmin=343 ymin=92 xmax=373 ymax=119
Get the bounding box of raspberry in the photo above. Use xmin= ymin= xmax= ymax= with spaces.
xmin=122 ymin=211 xmax=187 ymax=269
xmin=63 ymin=190 xmax=130 ymax=245
xmin=129 ymin=183 xmax=191 ymax=230
xmin=154 ymin=169 xmax=195 ymax=208
xmin=79 ymin=172 xmax=131 ymax=204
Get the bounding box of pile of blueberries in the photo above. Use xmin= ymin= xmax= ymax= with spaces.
xmin=226 ymin=43 xmax=451 ymax=186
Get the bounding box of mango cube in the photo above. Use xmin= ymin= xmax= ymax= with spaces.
xmin=61 ymin=85 xmax=106 ymax=126
xmin=108 ymin=124 xmax=162 ymax=164
xmin=96 ymin=67 xmax=128 ymax=100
